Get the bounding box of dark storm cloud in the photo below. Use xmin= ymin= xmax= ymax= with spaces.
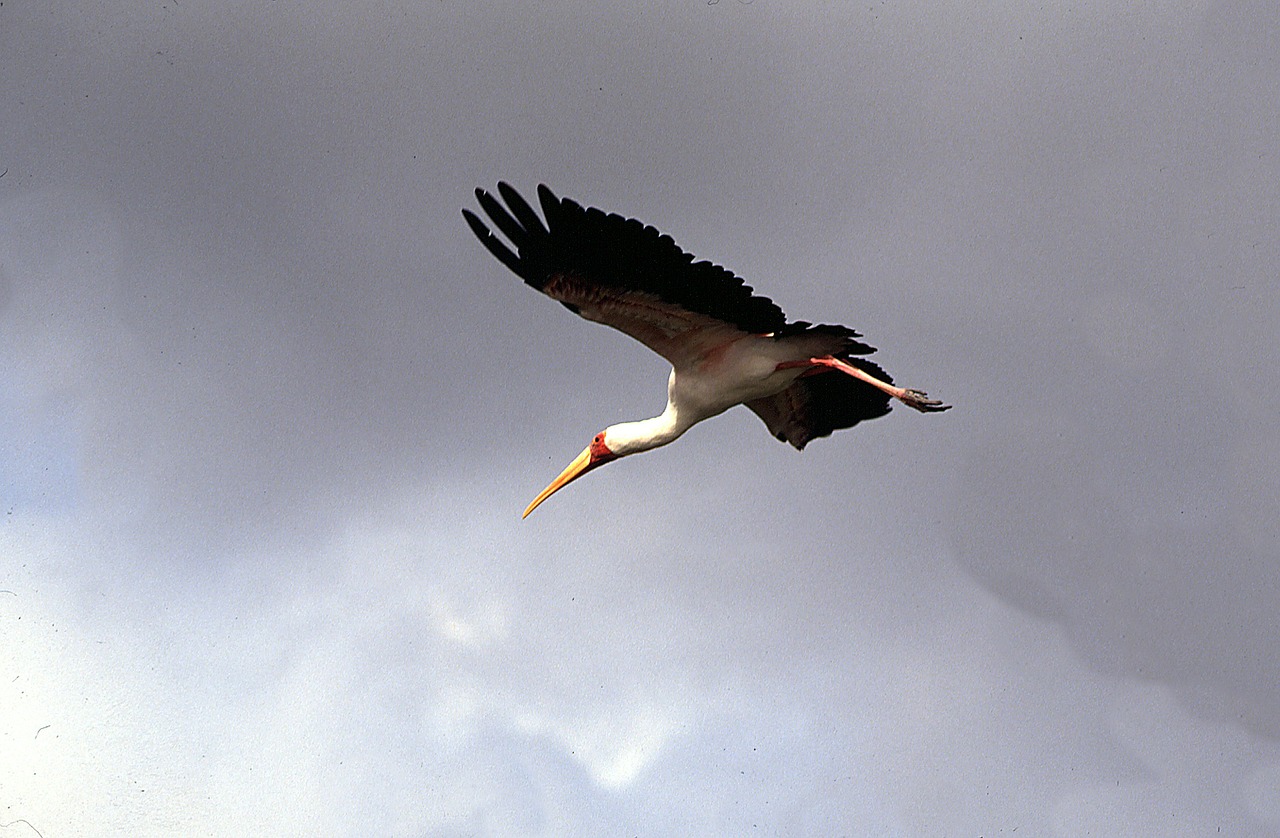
xmin=940 ymin=0 xmax=1280 ymax=740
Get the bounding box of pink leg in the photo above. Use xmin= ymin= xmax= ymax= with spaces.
xmin=779 ymin=357 xmax=951 ymax=413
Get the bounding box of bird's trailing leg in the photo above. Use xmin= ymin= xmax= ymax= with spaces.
xmin=781 ymin=356 xmax=951 ymax=413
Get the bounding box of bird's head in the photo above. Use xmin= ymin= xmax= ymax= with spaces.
xmin=522 ymin=429 xmax=621 ymax=518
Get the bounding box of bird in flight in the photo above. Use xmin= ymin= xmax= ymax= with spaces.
xmin=463 ymin=183 xmax=950 ymax=517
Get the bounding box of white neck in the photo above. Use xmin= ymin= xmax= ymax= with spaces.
xmin=604 ymin=401 xmax=691 ymax=456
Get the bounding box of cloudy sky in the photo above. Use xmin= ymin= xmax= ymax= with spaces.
xmin=2 ymin=1 xmax=1278 ymax=835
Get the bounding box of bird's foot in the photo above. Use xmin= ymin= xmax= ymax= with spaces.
xmin=899 ymin=389 xmax=951 ymax=413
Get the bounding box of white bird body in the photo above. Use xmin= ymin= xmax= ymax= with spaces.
xmin=462 ymin=183 xmax=950 ymax=516
xmin=606 ymin=340 xmax=809 ymax=455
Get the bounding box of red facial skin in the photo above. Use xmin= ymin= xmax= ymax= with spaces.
xmin=589 ymin=432 xmax=619 ymax=465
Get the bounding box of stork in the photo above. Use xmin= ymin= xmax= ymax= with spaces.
xmin=462 ymin=183 xmax=950 ymax=517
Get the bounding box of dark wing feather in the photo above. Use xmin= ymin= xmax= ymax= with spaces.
xmin=464 ymin=184 xmax=789 ymax=363
xmin=744 ymin=357 xmax=893 ymax=449
xmin=462 ymin=208 xmax=528 ymax=282
xmin=474 ymin=189 xmax=530 ymax=251
xmin=497 ymin=182 xmax=550 ymax=240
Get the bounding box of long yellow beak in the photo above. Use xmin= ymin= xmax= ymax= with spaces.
xmin=523 ymin=445 xmax=593 ymax=518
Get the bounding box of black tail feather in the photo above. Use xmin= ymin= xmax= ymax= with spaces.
xmin=745 ymin=361 xmax=893 ymax=450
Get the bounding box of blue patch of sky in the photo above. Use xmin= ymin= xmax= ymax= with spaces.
xmin=0 ymin=377 xmax=81 ymax=515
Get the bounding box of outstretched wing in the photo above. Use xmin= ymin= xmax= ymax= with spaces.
xmin=463 ymin=183 xmax=788 ymax=367
xmin=744 ymin=357 xmax=893 ymax=450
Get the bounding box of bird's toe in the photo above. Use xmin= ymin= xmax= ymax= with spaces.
xmin=900 ymin=389 xmax=952 ymax=413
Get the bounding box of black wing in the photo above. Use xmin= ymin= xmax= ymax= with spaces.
xmin=463 ymin=183 xmax=790 ymax=366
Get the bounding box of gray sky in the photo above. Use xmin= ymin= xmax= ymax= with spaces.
xmin=2 ymin=1 xmax=1278 ymax=835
